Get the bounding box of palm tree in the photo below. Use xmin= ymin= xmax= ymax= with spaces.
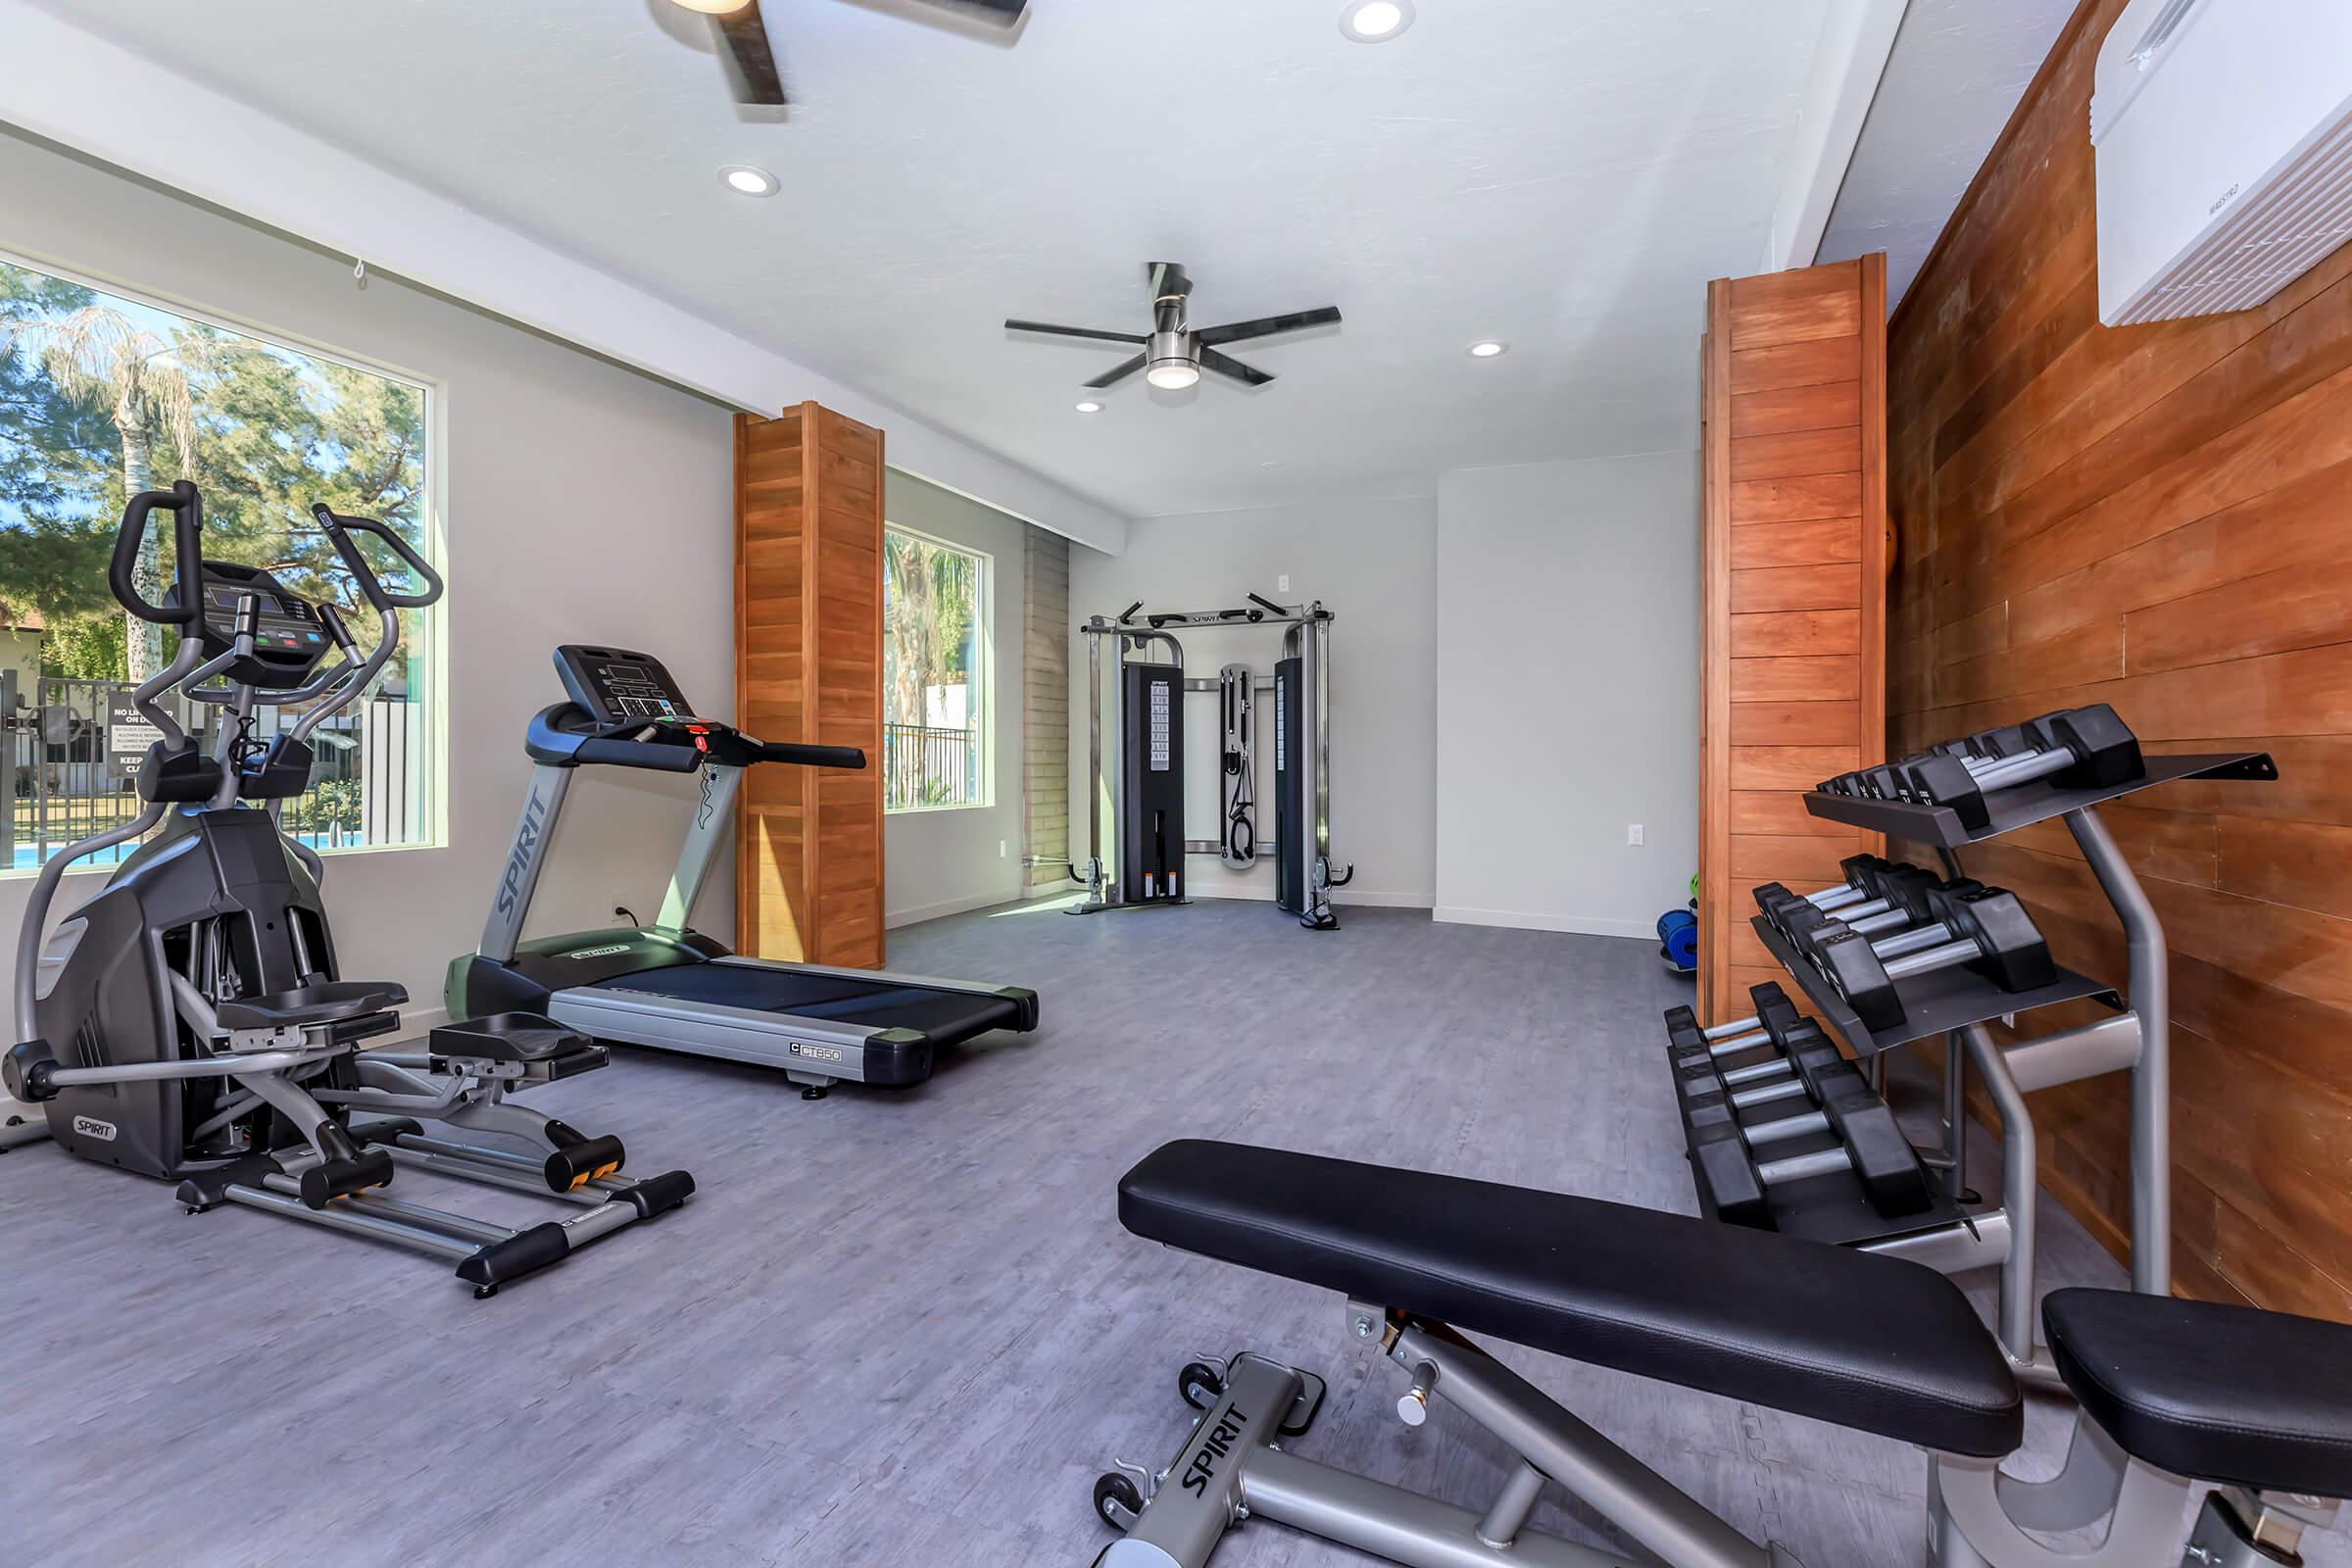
xmin=0 ymin=306 xmax=194 ymax=680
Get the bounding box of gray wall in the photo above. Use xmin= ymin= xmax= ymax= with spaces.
xmin=882 ymin=470 xmax=1029 ymax=925
xmin=1067 ymin=497 xmax=1440 ymax=909
xmin=1433 ymin=450 xmax=1700 ymax=937
xmin=0 ymin=128 xmax=737 ymax=1052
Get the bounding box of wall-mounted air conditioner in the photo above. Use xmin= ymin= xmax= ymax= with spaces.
xmin=2091 ymin=0 xmax=2352 ymax=325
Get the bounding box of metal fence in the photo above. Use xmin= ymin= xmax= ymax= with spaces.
xmin=884 ymin=721 xmax=980 ymax=810
xmin=3 ymin=670 xmax=418 ymax=871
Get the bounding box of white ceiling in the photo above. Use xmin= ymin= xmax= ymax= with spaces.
xmin=1817 ymin=0 xmax=2077 ymax=305
xmin=24 ymin=0 xmax=1842 ymax=519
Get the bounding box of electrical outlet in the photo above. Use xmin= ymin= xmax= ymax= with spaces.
xmin=1627 ymin=824 xmax=1644 ymax=846
xmin=1278 ymin=574 xmax=1291 ymax=592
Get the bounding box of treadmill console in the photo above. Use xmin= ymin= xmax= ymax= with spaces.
xmin=555 ymin=645 xmax=698 ymax=725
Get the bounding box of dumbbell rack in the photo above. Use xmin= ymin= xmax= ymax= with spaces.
xmin=1787 ymin=749 xmax=2275 ymax=1387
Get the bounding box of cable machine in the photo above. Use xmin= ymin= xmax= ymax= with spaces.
xmin=1073 ymin=594 xmax=1352 ymax=930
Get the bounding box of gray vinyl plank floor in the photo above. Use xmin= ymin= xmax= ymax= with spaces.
xmin=0 ymin=900 xmax=2340 ymax=1567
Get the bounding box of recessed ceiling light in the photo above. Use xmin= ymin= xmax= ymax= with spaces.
xmin=1074 ymin=400 xmax=1103 ymax=414
xmin=1467 ymin=340 xmax=1508 ymax=359
xmin=719 ymin=165 xmax=778 ymax=197
xmin=671 ymin=0 xmax=753 ymax=13
xmin=1340 ymin=0 xmax=1414 ymax=43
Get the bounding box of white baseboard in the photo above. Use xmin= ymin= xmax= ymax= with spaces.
xmin=1432 ymin=906 xmax=1654 ymax=940
xmin=1183 ymin=885 xmax=1433 ymax=909
xmin=887 ymin=888 xmax=1027 ymax=929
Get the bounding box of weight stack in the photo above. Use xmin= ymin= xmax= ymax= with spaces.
xmin=1274 ymin=655 xmax=1305 ymax=914
xmin=1120 ymin=660 xmax=1184 ymax=904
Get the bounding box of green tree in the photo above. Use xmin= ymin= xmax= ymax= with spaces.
xmin=40 ymin=613 xmax=126 ymax=680
xmin=0 ymin=303 xmax=195 ymax=680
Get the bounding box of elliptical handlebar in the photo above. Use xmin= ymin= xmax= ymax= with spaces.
xmin=111 ymin=480 xmax=206 ymax=626
xmin=310 ymin=504 xmax=445 ymax=611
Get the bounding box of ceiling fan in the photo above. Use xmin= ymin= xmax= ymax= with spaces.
xmin=1006 ymin=264 xmax=1343 ymax=392
xmin=671 ymin=0 xmax=1028 ymax=107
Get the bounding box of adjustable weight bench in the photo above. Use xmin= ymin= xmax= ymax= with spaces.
xmin=1094 ymin=1141 xmax=2352 ymax=1567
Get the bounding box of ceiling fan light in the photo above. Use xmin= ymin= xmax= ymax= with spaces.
xmin=670 ymin=0 xmax=754 ymax=13
xmin=1147 ymin=361 xmax=1201 ymax=390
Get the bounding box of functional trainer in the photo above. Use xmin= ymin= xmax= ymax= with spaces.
xmin=446 ymin=645 xmax=1040 ymax=1098
xmin=1 ymin=486 xmax=691 ymax=1296
xmin=1089 ymin=1139 xmax=2352 ymax=1568
xmin=1071 ymin=595 xmax=1353 ymax=930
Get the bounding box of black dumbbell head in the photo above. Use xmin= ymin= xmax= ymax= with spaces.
xmin=1814 ymin=927 xmax=1902 ymax=1029
xmin=1933 ymin=887 xmax=2056 ymax=992
xmin=1810 ymin=1060 xmax=1934 ymax=1215
xmin=1903 ymin=752 xmax=1991 ymax=829
xmin=1688 ymin=1115 xmax=1770 ymax=1228
xmin=2038 ymin=704 xmax=2143 ymax=789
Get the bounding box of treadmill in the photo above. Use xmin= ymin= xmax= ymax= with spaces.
xmin=446 ymin=646 xmax=1039 ymax=1097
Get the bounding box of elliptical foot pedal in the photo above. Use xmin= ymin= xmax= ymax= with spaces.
xmin=299 ymin=1149 xmax=396 ymax=1210
xmin=542 ymin=1123 xmax=625 ymax=1192
xmin=176 ymin=1152 xmax=281 ymax=1211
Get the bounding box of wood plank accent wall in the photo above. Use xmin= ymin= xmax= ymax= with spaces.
xmin=1699 ymin=257 xmax=1889 ymax=1024
xmin=1886 ymin=0 xmax=2352 ymax=1318
xmin=735 ymin=402 xmax=887 ymax=969
xmin=1022 ymin=525 xmax=1071 ymax=892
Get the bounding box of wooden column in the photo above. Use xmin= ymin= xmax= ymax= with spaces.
xmin=1698 ymin=256 xmax=1888 ymax=1024
xmin=735 ymin=401 xmax=886 ymax=968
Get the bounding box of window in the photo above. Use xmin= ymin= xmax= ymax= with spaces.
xmin=0 ymin=251 xmax=440 ymax=872
xmin=882 ymin=526 xmax=987 ymax=811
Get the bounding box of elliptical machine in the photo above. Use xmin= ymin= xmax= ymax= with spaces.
xmin=2 ymin=483 xmax=692 ymax=1296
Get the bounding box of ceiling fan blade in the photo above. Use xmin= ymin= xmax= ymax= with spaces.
xmin=1085 ymin=355 xmax=1149 ymax=389
xmin=917 ymin=0 xmax=1029 ymax=24
xmin=714 ymin=2 xmax=787 ymax=106
xmin=1005 ymin=319 xmax=1148 ymax=345
xmin=1199 ymin=348 xmax=1274 ymax=388
xmin=1195 ymin=306 xmax=1343 ymax=348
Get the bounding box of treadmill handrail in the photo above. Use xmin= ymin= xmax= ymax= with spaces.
xmin=524 ymin=703 xmax=866 ymax=773
xmin=524 ymin=705 xmax=874 ymax=770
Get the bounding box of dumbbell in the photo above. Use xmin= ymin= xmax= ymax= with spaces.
xmin=1755 ymin=862 xmax=1957 ymax=946
xmin=1749 ymin=854 xmax=1906 ymax=920
xmin=1667 ymin=990 xmax=1815 ymax=1104
xmin=1809 ymin=884 xmax=2055 ymax=1030
xmin=1663 ymin=981 xmax=1803 ymax=1058
xmin=1901 ymin=705 xmax=2142 ymax=828
xmin=1818 ymin=761 xmax=1920 ymax=800
xmin=1683 ymin=1016 xmax=1934 ymax=1224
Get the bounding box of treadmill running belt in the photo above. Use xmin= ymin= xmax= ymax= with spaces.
xmin=588 ymin=964 xmax=1023 ymax=1045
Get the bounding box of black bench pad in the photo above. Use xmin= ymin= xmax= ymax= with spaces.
xmin=216 ymin=980 xmax=408 ymax=1031
xmin=2045 ymin=1288 xmax=2352 ymax=1497
xmin=1121 ymin=1140 xmax=2022 ymax=1457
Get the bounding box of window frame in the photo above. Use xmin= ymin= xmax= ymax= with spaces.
xmin=880 ymin=520 xmax=992 ymax=816
xmin=0 ymin=242 xmax=450 ymax=873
